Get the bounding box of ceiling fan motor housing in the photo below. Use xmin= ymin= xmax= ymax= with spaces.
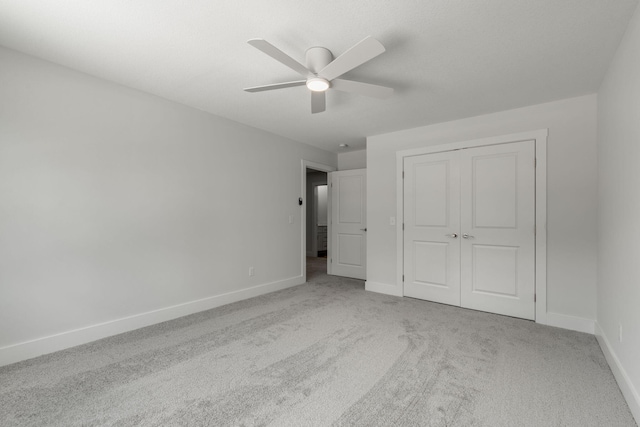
xmin=305 ymin=46 xmax=333 ymax=74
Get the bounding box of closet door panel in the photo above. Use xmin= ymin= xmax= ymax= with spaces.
xmin=459 ymin=141 xmax=536 ymax=320
xmin=403 ymin=151 xmax=460 ymax=305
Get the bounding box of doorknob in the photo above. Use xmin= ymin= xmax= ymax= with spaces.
xmin=360 ymin=228 xmax=367 ymax=232
xmin=445 ymin=233 xmax=458 ymax=238
xmin=462 ymin=234 xmax=475 ymax=239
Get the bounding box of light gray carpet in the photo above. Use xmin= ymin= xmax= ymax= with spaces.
xmin=0 ymin=257 xmax=635 ymax=426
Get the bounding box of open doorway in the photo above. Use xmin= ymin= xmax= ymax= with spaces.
xmin=301 ymin=160 xmax=335 ymax=283
xmin=306 ymin=168 xmax=328 ymax=281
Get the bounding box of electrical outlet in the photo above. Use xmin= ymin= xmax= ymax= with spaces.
xmin=619 ymin=323 xmax=623 ymax=343
xmin=249 ymin=267 xmax=254 ymax=277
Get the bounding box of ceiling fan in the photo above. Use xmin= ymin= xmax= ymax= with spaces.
xmin=243 ymin=36 xmax=393 ymax=114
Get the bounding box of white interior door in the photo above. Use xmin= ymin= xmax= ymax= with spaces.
xmin=330 ymin=169 xmax=366 ymax=280
xmin=403 ymin=140 xmax=536 ymax=320
xmin=460 ymin=141 xmax=536 ymax=319
xmin=403 ymin=151 xmax=461 ymax=305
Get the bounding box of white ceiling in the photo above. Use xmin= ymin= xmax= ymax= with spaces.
xmin=0 ymin=0 xmax=637 ymax=153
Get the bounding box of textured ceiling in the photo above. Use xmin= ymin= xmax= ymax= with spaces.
xmin=0 ymin=0 xmax=638 ymax=153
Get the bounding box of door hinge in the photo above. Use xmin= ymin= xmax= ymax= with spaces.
xmin=330 ymin=258 xmax=333 ymax=263
xmin=402 ymin=171 xmax=405 ymax=179
xmin=534 ymin=294 xmax=536 ymax=302
xmin=402 ymin=274 xmax=405 ymax=282
xmin=534 ymin=158 xmax=537 ymax=168
xmin=403 ymin=223 xmax=405 ymax=230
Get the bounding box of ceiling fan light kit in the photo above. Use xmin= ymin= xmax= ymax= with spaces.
xmin=306 ymin=77 xmax=330 ymax=92
xmin=244 ymin=36 xmax=393 ymax=114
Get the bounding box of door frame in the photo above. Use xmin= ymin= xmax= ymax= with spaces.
xmin=302 ymin=160 xmax=336 ymax=282
xmin=395 ymin=129 xmax=548 ymax=325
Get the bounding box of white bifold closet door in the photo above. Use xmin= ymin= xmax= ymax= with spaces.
xmin=404 ymin=140 xmax=536 ymax=320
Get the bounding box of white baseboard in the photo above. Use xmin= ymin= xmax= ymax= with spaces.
xmin=595 ymin=322 xmax=640 ymax=424
xmin=0 ymin=275 xmax=304 ymax=368
xmin=545 ymin=312 xmax=595 ymax=334
xmin=365 ymin=281 xmax=403 ymax=297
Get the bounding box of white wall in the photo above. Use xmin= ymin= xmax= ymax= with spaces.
xmin=597 ymin=3 xmax=640 ymax=421
xmin=316 ymin=185 xmax=328 ymax=227
xmin=0 ymin=47 xmax=336 ymax=365
xmin=367 ymin=95 xmax=598 ymax=329
xmin=338 ymin=149 xmax=366 ymax=170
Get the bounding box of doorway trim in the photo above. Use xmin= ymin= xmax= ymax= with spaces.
xmin=302 ymin=160 xmax=336 ymax=283
xmin=395 ymin=129 xmax=548 ymax=325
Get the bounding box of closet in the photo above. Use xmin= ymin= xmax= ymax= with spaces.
xmin=403 ymin=140 xmax=536 ymax=320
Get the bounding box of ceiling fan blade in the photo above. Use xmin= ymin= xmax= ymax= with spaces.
xmin=247 ymin=39 xmax=310 ymax=77
xmin=318 ymin=36 xmax=386 ymax=81
xmin=311 ymin=91 xmax=326 ymax=114
xmin=244 ymin=80 xmax=306 ymax=92
xmin=331 ymin=79 xmax=394 ymax=99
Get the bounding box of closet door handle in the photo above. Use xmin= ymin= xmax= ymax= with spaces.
xmin=445 ymin=233 xmax=458 ymax=238
xmin=462 ymin=234 xmax=475 ymax=239
xmin=360 ymin=228 xmax=367 ymax=232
